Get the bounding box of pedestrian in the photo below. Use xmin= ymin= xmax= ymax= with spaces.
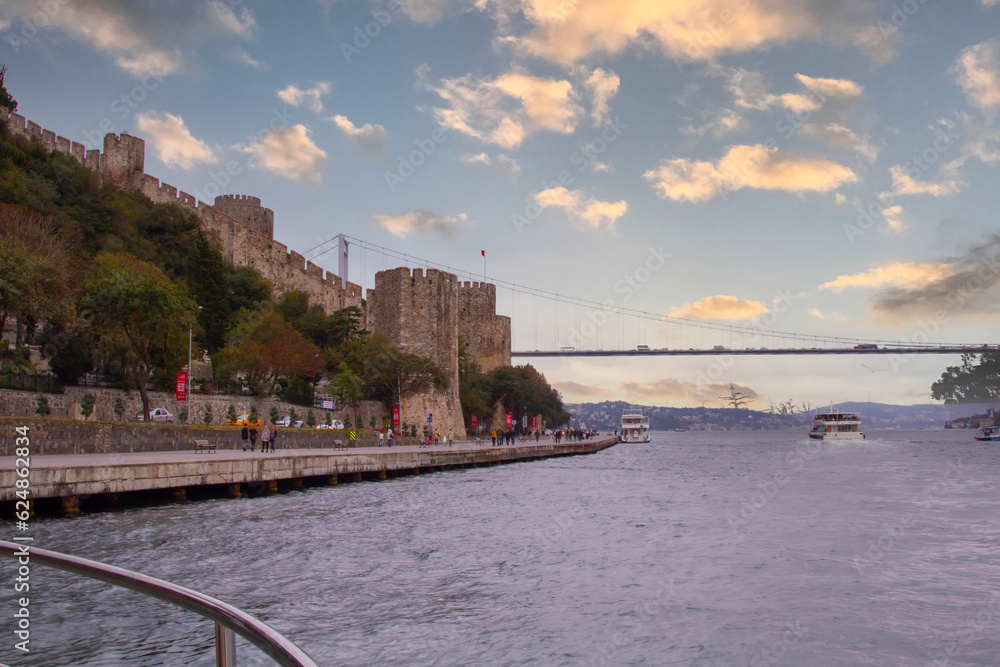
xmin=386 ymin=427 xmax=393 ymax=447
xmin=249 ymin=425 xmax=258 ymax=452
xmin=379 ymin=430 xmax=385 ymax=447
xmin=491 ymin=429 xmax=497 ymax=446
xmin=241 ymin=425 xmax=249 ymax=451
xmin=261 ymin=425 xmax=271 ymax=453
xmin=447 ymin=429 xmax=454 ymax=446
xmin=270 ymin=424 xmax=278 ymax=452
xmin=535 ymin=430 xmax=540 ymax=442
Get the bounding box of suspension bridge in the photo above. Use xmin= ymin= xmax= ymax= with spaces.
xmin=303 ymin=235 xmax=996 ymax=358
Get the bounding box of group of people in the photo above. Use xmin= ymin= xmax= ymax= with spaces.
xmin=489 ymin=429 xmax=517 ymax=446
xmin=550 ymin=428 xmax=594 ymax=443
xmin=377 ymin=428 xmax=395 ymax=447
xmin=241 ymin=424 xmax=277 ymax=452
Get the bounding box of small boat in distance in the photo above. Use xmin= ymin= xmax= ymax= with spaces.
xmin=619 ymin=408 xmax=651 ymax=443
xmin=974 ymin=426 xmax=1000 ymax=441
xmin=809 ymin=409 xmax=865 ymax=440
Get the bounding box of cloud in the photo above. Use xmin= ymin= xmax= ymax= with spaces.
xmin=135 ymin=111 xmax=217 ymax=171
xmin=278 ymin=82 xmax=332 ymax=113
xmin=682 ymin=108 xmax=747 ymax=139
xmin=207 ymin=0 xmax=257 ymax=38
xmin=644 ymin=144 xmax=857 ymax=202
xmin=552 ymin=380 xmax=608 ymax=398
xmin=585 ymin=68 xmax=620 ymax=125
xmin=532 ymin=187 xmax=627 ymax=229
xmin=801 ymin=123 xmax=879 ymax=162
xmin=668 ymin=295 xmax=768 ymax=320
xmin=371 ymin=210 xmax=469 ymax=238
xmin=0 ymin=1 xmax=262 ymax=78
xmin=794 ymin=73 xmax=865 ymax=100
xmin=417 ymin=64 xmax=581 ymax=148
xmin=461 ymin=152 xmax=521 ymax=183
xmin=240 ymin=125 xmax=326 ymax=184
xmin=809 ymin=308 xmax=846 ymax=321
xmin=881 ymin=205 xmax=907 ymax=234
xmin=500 ymin=0 xmax=893 ymax=65
xmin=619 ymin=379 xmax=760 ymax=407
xmin=328 ymin=114 xmax=388 ymax=156
xmin=819 ymin=262 xmax=955 ymax=292
xmin=888 ymin=165 xmax=960 ymax=196
xmin=867 ymin=236 xmax=1000 ymax=320
xmin=951 ymin=38 xmax=1000 ymax=111
xmin=230 ymin=48 xmax=268 ymax=70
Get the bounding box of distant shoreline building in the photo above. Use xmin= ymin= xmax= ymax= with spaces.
xmin=1 ymin=107 xmax=511 ymax=434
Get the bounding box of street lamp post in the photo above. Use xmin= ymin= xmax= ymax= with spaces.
xmin=187 ymin=306 xmax=202 ymax=418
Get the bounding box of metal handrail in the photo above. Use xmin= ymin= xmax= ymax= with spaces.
xmin=0 ymin=540 xmax=319 ymax=667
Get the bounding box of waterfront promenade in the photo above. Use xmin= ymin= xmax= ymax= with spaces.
xmin=0 ymin=437 xmax=618 ymax=512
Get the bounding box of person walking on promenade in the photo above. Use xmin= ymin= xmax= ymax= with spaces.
xmin=386 ymin=427 xmax=393 ymax=447
xmin=261 ymin=426 xmax=271 ymax=454
xmin=535 ymin=430 xmax=540 ymax=442
xmin=249 ymin=426 xmax=258 ymax=452
xmin=491 ymin=429 xmax=497 ymax=446
xmin=241 ymin=425 xmax=249 ymax=451
xmin=270 ymin=425 xmax=278 ymax=452
xmin=447 ymin=429 xmax=454 ymax=447
xmin=379 ymin=430 xmax=385 ymax=447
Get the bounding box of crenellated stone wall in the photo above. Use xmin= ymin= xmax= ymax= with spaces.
xmin=457 ymin=281 xmax=511 ymax=372
xmin=0 ymin=107 xmax=362 ymax=314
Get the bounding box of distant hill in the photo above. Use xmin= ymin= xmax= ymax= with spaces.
xmin=566 ymin=400 xmax=997 ymax=431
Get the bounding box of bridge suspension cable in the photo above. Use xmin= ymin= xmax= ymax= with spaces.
xmin=310 ymin=235 xmax=975 ymax=350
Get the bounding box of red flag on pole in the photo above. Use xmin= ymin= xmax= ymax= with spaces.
xmin=481 ymin=250 xmax=485 ymax=257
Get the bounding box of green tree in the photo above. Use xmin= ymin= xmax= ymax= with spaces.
xmin=270 ymin=406 xmax=280 ymax=424
xmin=178 ymin=405 xmax=188 ymax=423
xmin=34 ymin=394 xmax=50 ymax=416
xmin=0 ymin=64 xmax=17 ymax=112
xmin=335 ymin=334 xmax=445 ymax=415
xmin=82 ymin=252 xmax=197 ymax=420
xmin=113 ymin=398 xmax=126 ymax=421
xmin=369 ymin=415 xmax=376 ymax=430
xmin=719 ymin=384 xmax=754 ymax=409
xmin=343 ymin=414 xmax=352 ymax=429
xmin=227 ymin=403 xmax=237 ymax=422
xmin=289 ymin=407 xmax=298 ymax=423
xmin=249 ymin=404 xmax=259 ymax=424
xmin=932 ymin=354 xmax=1000 ymax=403
xmin=79 ymin=392 xmax=95 ymax=420
xmin=203 ymin=403 xmax=214 ymax=424
xmin=307 ymin=409 xmax=316 ymax=427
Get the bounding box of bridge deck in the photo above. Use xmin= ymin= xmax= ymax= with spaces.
xmin=513 ymin=347 xmax=997 ymax=357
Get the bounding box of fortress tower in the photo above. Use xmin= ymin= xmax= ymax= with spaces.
xmin=101 ymin=133 xmax=145 ymax=191
xmin=367 ymin=267 xmax=465 ymax=436
xmin=213 ymin=195 xmax=274 ymax=240
xmin=457 ymin=282 xmax=511 ymax=372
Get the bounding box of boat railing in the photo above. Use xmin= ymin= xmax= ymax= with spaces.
xmin=0 ymin=539 xmax=320 ymax=667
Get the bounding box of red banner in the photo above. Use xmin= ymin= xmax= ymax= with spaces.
xmin=175 ymin=371 xmax=188 ymax=402
xmin=531 ymin=416 xmax=537 ymax=428
xmin=471 ymin=413 xmax=477 ymax=428
xmin=506 ymin=413 xmax=512 ymax=428
xmin=392 ymin=405 xmax=400 ymax=428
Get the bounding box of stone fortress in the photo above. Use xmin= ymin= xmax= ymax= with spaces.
xmin=1 ymin=107 xmax=511 ymax=436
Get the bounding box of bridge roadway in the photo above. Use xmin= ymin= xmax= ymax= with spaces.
xmin=0 ymin=438 xmax=618 ymax=510
xmin=513 ymin=346 xmax=999 ymax=357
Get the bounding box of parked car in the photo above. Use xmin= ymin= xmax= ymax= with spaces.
xmin=227 ymin=413 xmax=262 ymax=427
xmin=134 ymin=408 xmax=175 ymax=423
xmin=274 ymin=416 xmax=304 ymax=428
xmin=330 ymin=419 xmax=344 ymax=429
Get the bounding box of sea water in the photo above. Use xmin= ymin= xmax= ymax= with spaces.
xmin=2 ymin=429 xmax=999 ymax=666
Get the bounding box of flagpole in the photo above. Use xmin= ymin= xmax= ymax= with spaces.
xmin=482 ymin=250 xmax=486 ymax=282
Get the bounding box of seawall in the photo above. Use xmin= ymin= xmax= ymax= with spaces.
xmin=0 ymin=438 xmax=617 ymax=510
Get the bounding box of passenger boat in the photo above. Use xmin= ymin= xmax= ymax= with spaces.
xmin=619 ymin=409 xmax=651 ymax=443
xmin=974 ymin=426 xmax=1000 ymax=441
xmin=808 ymin=409 xmax=865 ymax=440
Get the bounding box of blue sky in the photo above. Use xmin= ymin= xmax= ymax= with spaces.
xmin=2 ymin=0 xmax=1000 ymax=409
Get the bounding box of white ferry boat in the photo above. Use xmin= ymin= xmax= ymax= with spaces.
xmin=619 ymin=409 xmax=651 ymax=443
xmin=974 ymin=426 xmax=1000 ymax=441
xmin=808 ymin=409 xmax=865 ymax=440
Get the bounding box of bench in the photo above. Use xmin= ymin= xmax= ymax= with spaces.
xmin=333 ymin=439 xmax=348 ymax=451
xmin=194 ymin=439 xmax=216 ymax=454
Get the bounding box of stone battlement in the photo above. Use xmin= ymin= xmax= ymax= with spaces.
xmin=0 ymin=106 xmax=360 ymax=313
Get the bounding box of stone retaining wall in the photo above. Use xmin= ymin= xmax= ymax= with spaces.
xmin=0 ymin=419 xmax=415 ymax=456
